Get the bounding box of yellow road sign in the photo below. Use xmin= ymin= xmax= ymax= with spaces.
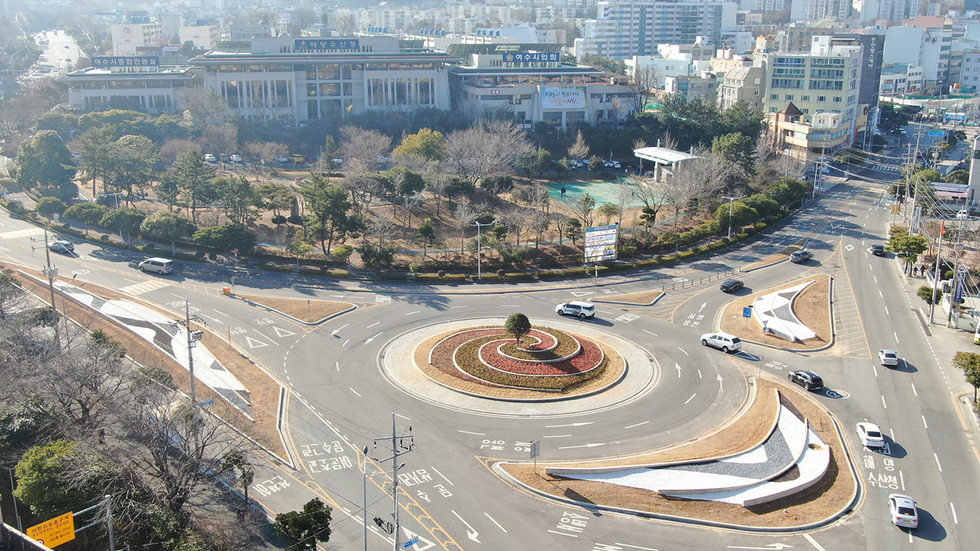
xmin=27 ymin=511 xmax=75 ymax=548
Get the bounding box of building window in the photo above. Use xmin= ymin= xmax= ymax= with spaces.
xmin=833 ymin=96 xmax=842 ymax=102
xmin=817 ymin=95 xmax=826 ymax=102
xmin=753 ymin=90 xmax=759 ymax=95
xmin=802 ymin=96 xmax=809 ymax=101
xmin=770 ymin=94 xmax=779 ymax=100
xmin=785 ymin=95 xmax=793 ymax=100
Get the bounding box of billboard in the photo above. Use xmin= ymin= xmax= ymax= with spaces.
xmin=584 ymin=224 xmax=618 ymax=263
xmin=92 ymin=56 xmax=159 ymax=68
xmin=294 ymin=39 xmax=360 ymax=52
xmin=541 ymin=86 xmax=586 ymax=110
xmin=503 ymin=52 xmax=560 ymax=63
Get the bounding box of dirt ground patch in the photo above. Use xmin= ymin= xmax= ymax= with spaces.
xmin=741 ymin=241 xmax=805 ymax=271
xmin=412 ymin=327 xmax=626 ymax=399
xmin=720 ymin=274 xmax=832 ymax=351
xmin=9 ymin=265 xmax=288 ymax=460
xmin=235 ymin=293 xmax=354 ymax=323
xmin=596 ymin=289 xmax=664 ymax=306
xmin=499 ymin=377 xmax=856 ymax=528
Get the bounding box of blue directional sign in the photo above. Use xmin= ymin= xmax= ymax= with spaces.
xmin=743 ymin=307 xmax=753 ymax=318
xmin=403 ymin=536 xmax=419 ymax=547
xmin=928 ymin=130 xmax=945 ymax=136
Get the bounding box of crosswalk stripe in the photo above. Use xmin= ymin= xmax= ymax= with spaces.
xmin=118 ymin=280 xmax=170 ymax=295
xmin=0 ymin=228 xmax=46 ymax=240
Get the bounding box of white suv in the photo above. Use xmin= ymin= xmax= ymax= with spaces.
xmin=138 ymin=257 xmax=173 ymax=274
xmin=700 ymin=332 xmax=742 ymax=353
xmin=555 ymin=301 xmax=595 ymax=319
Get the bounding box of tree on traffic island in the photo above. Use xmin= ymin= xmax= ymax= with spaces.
xmin=505 ymin=313 xmax=531 ymax=345
xmin=887 ymin=226 xmax=929 ymax=275
xmin=952 ymin=351 xmax=980 ymax=403
xmin=273 ymin=497 xmax=332 ymax=550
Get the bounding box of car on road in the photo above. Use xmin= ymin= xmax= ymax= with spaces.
xmin=879 ymin=349 xmax=900 ymax=367
xmin=138 ymin=257 xmax=173 ymax=275
xmin=204 ymin=153 xmax=216 ymax=163
xmin=790 ymin=250 xmax=813 ymax=264
xmin=871 ymin=244 xmax=885 ymax=256
xmin=856 ymin=422 xmax=885 ymax=449
xmin=273 ymin=155 xmax=290 ymax=163
xmin=48 ymin=240 xmax=74 ymax=254
xmin=888 ymin=494 xmax=919 ymax=529
xmin=603 ymin=160 xmax=622 ymax=169
xmin=555 ymin=301 xmax=595 ymax=319
xmin=700 ymin=332 xmax=742 ymax=353
xmin=957 ymin=209 xmax=970 ymax=219
xmin=788 ymin=370 xmax=824 ymax=391
xmin=720 ymin=279 xmax=743 ymax=293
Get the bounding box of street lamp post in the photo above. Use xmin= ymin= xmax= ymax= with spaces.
xmin=722 ymin=196 xmax=741 ymax=240
xmin=471 ymin=219 xmax=497 ymax=281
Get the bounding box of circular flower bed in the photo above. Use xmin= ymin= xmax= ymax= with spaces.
xmin=429 ymin=325 xmax=606 ymax=391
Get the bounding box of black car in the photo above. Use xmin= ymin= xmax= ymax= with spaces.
xmin=790 ymin=250 xmax=813 ymax=264
xmin=788 ymin=370 xmax=824 ymax=391
xmin=871 ymin=244 xmax=885 ymax=256
xmin=720 ymin=279 xmax=743 ymax=293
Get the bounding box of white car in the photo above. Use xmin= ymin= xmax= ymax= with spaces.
xmin=273 ymin=155 xmax=290 ymax=163
xmin=138 ymin=257 xmax=173 ymax=275
xmin=204 ymin=153 xmax=217 ymax=163
xmin=956 ymin=209 xmax=969 ymax=219
xmin=700 ymin=332 xmax=742 ymax=353
xmin=879 ymin=349 xmax=899 ymax=367
xmin=229 ymin=154 xmax=243 ymax=163
xmin=888 ymin=494 xmax=919 ymax=529
xmin=856 ymin=422 xmax=885 ymax=449
xmin=555 ymin=301 xmax=595 ymax=319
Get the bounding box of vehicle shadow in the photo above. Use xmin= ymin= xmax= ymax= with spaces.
xmin=881 ymin=438 xmax=908 ymax=459
xmin=910 ymin=508 xmax=947 ymax=542
xmin=732 ymin=350 xmax=761 ymax=361
xmin=888 ymin=360 xmax=919 ymax=374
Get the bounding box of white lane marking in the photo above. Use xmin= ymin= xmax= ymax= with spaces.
xmin=922 ymin=415 xmax=928 ymax=429
xmin=342 ymin=339 xmax=349 ymax=347
xmin=548 ymin=530 xmax=577 ymax=538
xmin=457 ymin=430 xmax=484 ymax=436
xmin=331 ymin=323 xmax=349 ymax=335
xmin=642 ymin=329 xmax=658 ymax=337
xmin=894 ymin=331 xmax=899 ymax=343
xmin=884 ymin=306 xmax=889 ymax=315
xmin=874 ymin=276 xmax=878 ymax=284
xmin=676 ymin=363 xmax=682 ymax=377
xmin=431 ymin=466 xmax=453 ymax=485
xmin=485 ymin=512 xmax=507 ymax=533
xmin=614 ymin=544 xmax=658 ymax=551
xmin=879 ymin=289 xmax=883 ymax=298
xmin=213 ymin=309 xmax=228 ymax=316
xmin=934 ymin=452 xmax=943 ymax=472
xmin=366 ymin=321 xmax=380 ymax=329
xmin=881 ymin=395 xmax=887 ymax=409
xmin=803 ymin=533 xmax=829 ymax=551
xmin=405 ymin=310 xmax=420 ymax=316
xmin=252 ymin=329 xmax=280 ymax=347
xmin=900 ymin=470 xmax=905 ymax=491
xmin=558 ymin=443 xmax=606 ymax=449
xmin=501 ymin=304 xmax=519 ymax=307
xmin=872 ymin=364 xmax=878 ymax=378
xmin=911 ymin=383 xmax=918 ymax=397
xmin=543 ymin=434 xmax=572 ymax=438
xmin=349 ymin=387 xmax=361 ymax=397
xmin=335 ymin=361 xmax=339 ymax=371
xmin=625 ymin=421 xmax=649 ymax=429
xmin=678 ymin=347 xmax=689 ymax=356
xmin=450 ymin=305 xmax=469 ymax=309
xmin=950 ymin=502 xmax=958 ymax=524
xmin=394 ymin=413 xmax=411 ymax=420
xmin=684 ymin=394 xmax=696 ymax=404
xmin=697 ymin=369 xmax=702 ymax=379
xmin=545 ymin=422 xmax=594 ymax=428
xmin=364 ymin=332 xmax=383 ymax=344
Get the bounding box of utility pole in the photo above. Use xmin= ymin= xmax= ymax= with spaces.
xmin=366 ymin=413 xmax=414 ymax=551
xmin=929 ymin=221 xmax=945 ymax=324
xmin=172 ymin=300 xmax=205 ymax=453
xmin=471 ymin=219 xmax=497 ymax=281
xmin=722 ymin=196 xmax=742 ymax=240
xmin=33 ymin=229 xmax=61 ymax=351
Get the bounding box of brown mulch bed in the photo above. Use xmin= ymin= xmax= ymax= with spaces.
xmin=10 ymin=265 xmax=288 ymax=460
xmin=499 ymin=378 xmax=856 ymax=528
xmin=740 ymin=241 xmax=805 ymax=271
xmin=234 ymin=294 xmax=355 ymax=324
xmin=720 ymin=274 xmax=832 ymax=351
xmin=415 ymin=327 xmax=625 ymax=399
xmin=595 ymin=289 xmax=664 ymax=306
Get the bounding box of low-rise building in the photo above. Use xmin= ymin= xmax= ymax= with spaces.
xmin=58 ymin=55 xmax=198 ymax=113
xmin=769 ymin=102 xmax=851 ymax=162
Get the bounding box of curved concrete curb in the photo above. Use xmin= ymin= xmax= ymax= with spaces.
xmin=226 ymin=293 xmax=356 ymax=326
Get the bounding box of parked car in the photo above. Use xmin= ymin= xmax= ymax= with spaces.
xmin=48 ymin=240 xmax=74 ymax=254
xmin=274 ymin=155 xmax=290 ymax=163
xmin=229 ymin=154 xmax=243 ymax=163
xmin=555 ymin=301 xmax=596 ymax=319
xmin=138 ymin=257 xmax=173 ymax=275
xmin=879 ymin=349 xmax=900 ymax=367
xmin=700 ymin=332 xmax=742 ymax=353
xmin=788 ymin=370 xmax=823 ymax=391
xmin=204 ymin=153 xmax=217 ymax=163
xmin=957 ymin=209 xmax=969 ymax=219
xmin=790 ymin=250 xmax=813 ymax=264
xmin=720 ymin=279 xmax=744 ymax=293
xmin=856 ymin=422 xmax=885 ymax=449
xmin=888 ymin=494 xmax=919 ymax=529
xmin=871 ymin=244 xmax=885 ymax=256
xmin=603 ymin=160 xmax=622 ymax=169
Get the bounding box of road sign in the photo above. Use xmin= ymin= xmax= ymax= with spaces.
xmin=27 ymin=511 xmax=75 ymax=548
xmin=743 ymin=307 xmax=753 ymax=318
xmin=404 ymin=536 xmax=420 ymax=547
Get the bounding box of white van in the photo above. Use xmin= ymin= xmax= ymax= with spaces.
xmin=139 ymin=257 xmax=173 ymax=275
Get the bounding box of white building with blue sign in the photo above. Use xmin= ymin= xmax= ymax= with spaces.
xmin=58 ymin=56 xmax=197 ymax=113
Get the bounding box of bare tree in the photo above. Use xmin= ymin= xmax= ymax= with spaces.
xmin=502 ymin=205 xmax=533 ymax=247
xmin=453 ymin=201 xmax=476 ymax=254
xmin=369 ymin=214 xmax=398 ymax=247
xmin=628 ymin=177 xmax=670 ymax=227
xmin=339 ymin=126 xmax=392 ymax=173
xmin=159 ymin=139 xmax=201 ymax=164
xmin=663 ymin=147 xmax=731 ymax=227
xmin=424 ymin=170 xmax=451 ymax=218
xmin=567 ymin=130 xmax=590 ymax=160
xmin=626 ymin=65 xmax=661 ymax=116
xmin=444 ymin=121 xmax=533 ymax=185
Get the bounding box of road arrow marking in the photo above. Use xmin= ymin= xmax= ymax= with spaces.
xmin=451 ymin=510 xmax=480 ymax=543
xmin=558 ymin=442 xmax=606 ymax=449
xmin=676 ymin=362 xmax=682 ymax=377
xmin=400 ymin=528 xmax=435 ymax=550
xmin=245 ymin=336 xmax=268 ymax=348
xmin=364 ymin=332 xmax=383 ymax=345
xmin=698 ymin=302 xmax=706 ymax=312
xmin=570 ymin=291 xmax=592 ymax=297
xmin=718 ymin=374 xmax=724 ymax=390
xmin=727 ymin=544 xmax=793 ymax=550
xmin=273 ymin=326 xmax=296 ymax=337
xmin=545 ymin=422 xmax=594 ymax=428
xmin=331 ymin=323 xmax=349 ymax=335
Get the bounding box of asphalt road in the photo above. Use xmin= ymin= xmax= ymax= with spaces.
xmin=2 ymin=156 xmax=979 ymax=550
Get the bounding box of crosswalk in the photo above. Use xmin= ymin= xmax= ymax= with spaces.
xmin=118 ymin=279 xmax=170 ymax=296
xmin=0 ymin=227 xmax=46 ymax=240
xmin=869 ymin=164 xmax=901 ymax=172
